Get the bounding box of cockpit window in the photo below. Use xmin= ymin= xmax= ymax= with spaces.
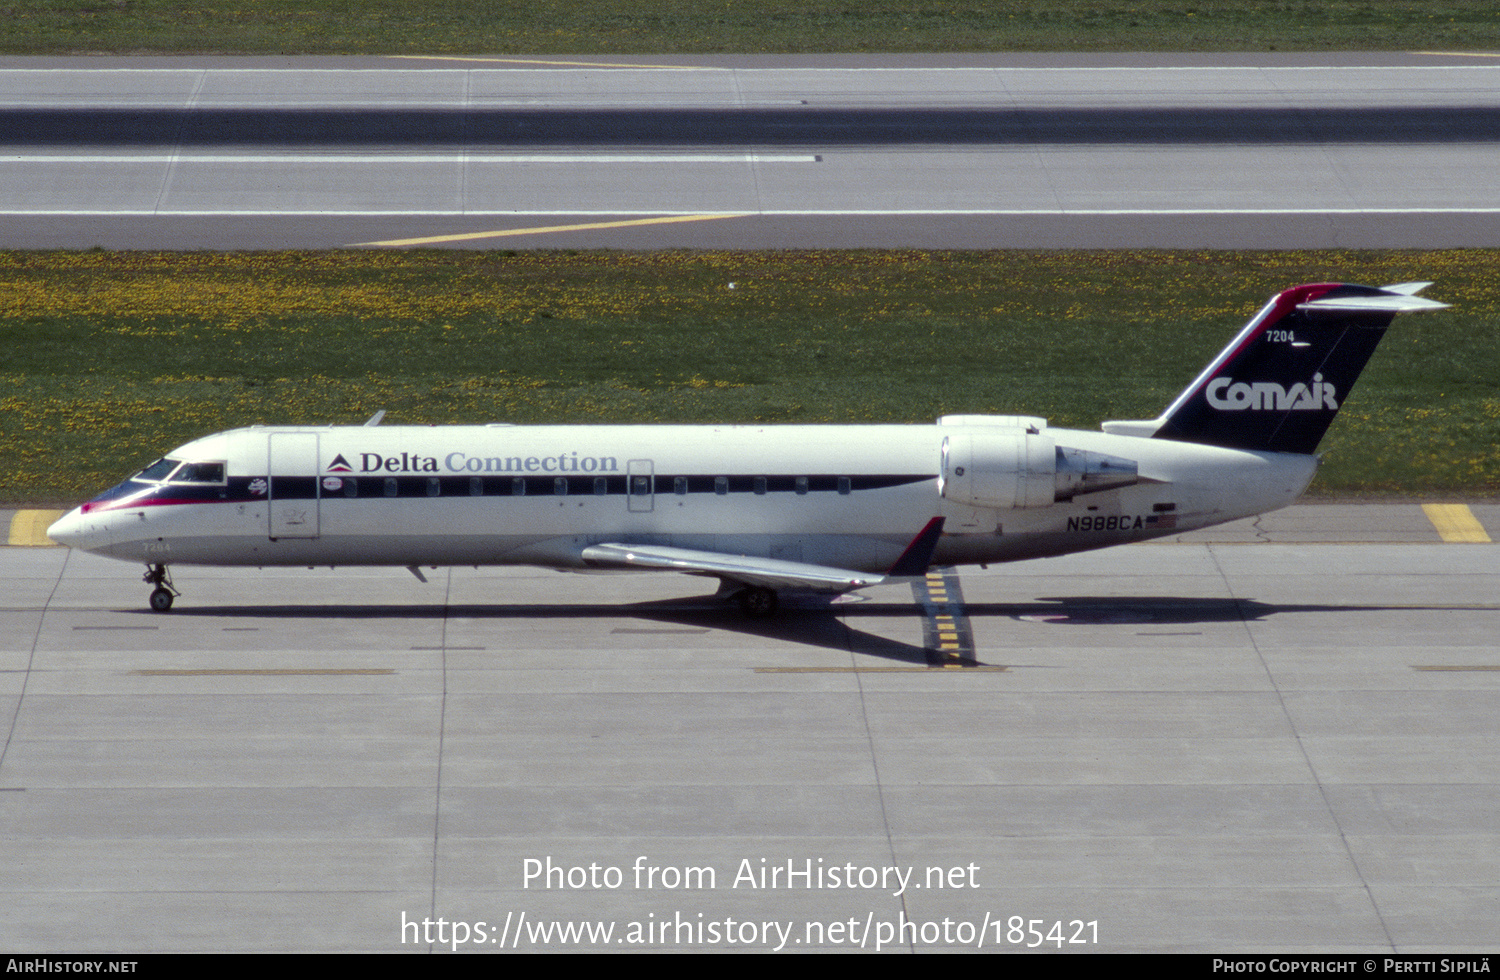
xmin=133 ymin=457 xmax=182 ymax=482
xmin=171 ymin=461 xmax=226 ymax=484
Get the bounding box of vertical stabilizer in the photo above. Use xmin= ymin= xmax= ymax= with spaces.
xmin=1114 ymin=283 xmax=1446 ymax=455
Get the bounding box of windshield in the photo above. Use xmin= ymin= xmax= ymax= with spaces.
xmin=132 ymin=457 xmax=182 ymax=482
xmin=170 ymin=461 xmax=226 ymax=484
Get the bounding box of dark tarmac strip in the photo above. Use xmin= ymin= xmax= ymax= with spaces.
xmin=3 ymin=52 xmax=1499 ymax=249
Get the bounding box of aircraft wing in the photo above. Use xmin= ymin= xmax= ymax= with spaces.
xmin=580 ymin=517 xmax=946 ymax=594
xmin=579 ymin=543 xmax=882 ymax=593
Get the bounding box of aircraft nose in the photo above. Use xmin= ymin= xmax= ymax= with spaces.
xmin=47 ymin=507 xmax=103 ymax=550
xmin=46 ymin=508 xmax=81 ymax=547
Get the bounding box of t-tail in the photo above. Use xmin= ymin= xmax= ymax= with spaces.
xmin=1103 ymin=282 xmax=1448 ymax=455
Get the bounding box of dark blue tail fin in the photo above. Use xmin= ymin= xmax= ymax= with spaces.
xmin=1107 ymin=282 xmax=1446 ymax=455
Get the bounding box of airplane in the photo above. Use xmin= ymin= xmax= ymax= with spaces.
xmin=46 ymin=281 xmax=1447 ymax=617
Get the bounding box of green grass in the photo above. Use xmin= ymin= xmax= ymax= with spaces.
xmin=1 ymin=249 xmax=1496 ymax=504
xmin=3 ymin=1 xmax=1500 ymax=55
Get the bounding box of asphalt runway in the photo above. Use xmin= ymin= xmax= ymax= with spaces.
xmin=2 ymin=504 xmax=1497 ymax=952
xmin=3 ymin=52 xmax=1500 ymax=249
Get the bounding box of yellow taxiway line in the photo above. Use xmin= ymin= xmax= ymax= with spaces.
xmin=1421 ymin=503 xmax=1492 ymax=543
xmin=7 ymin=510 xmax=64 ymax=547
xmin=353 ymin=212 xmax=750 ymax=248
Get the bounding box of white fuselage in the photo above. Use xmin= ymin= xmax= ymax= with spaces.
xmin=49 ymin=418 xmax=1319 ymax=581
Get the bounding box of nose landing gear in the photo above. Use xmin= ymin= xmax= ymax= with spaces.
xmin=143 ymin=563 xmax=179 ymax=612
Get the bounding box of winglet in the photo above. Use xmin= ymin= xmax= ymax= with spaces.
xmin=886 ymin=517 xmax=946 ymax=577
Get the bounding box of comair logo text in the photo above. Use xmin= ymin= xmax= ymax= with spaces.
xmin=1206 ymin=374 xmax=1338 ymax=412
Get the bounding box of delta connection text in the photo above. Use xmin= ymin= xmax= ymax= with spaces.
xmin=521 ymin=855 xmax=981 ymax=897
xmin=349 ymin=450 xmax=619 ymax=474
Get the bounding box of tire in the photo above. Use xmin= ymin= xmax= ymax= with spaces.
xmin=737 ymin=587 xmax=778 ymax=618
xmin=149 ymin=587 xmax=174 ymax=613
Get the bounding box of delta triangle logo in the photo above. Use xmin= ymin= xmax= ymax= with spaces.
xmin=327 ymin=453 xmax=354 ymax=473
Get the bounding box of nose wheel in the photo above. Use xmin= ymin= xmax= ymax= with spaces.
xmin=143 ymin=564 xmax=179 ymax=612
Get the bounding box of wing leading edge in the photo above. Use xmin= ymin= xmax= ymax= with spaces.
xmin=580 ymin=516 xmax=946 ymax=594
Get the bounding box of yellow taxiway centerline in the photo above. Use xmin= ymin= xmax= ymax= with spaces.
xmin=353 ymin=213 xmax=750 ymax=248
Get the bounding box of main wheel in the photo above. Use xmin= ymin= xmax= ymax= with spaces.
xmin=736 ymin=586 xmax=779 ymax=618
xmin=149 ymin=587 xmax=174 ymax=613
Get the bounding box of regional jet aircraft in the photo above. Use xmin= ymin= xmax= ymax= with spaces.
xmin=47 ymin=282 xmax=1446 ymax=615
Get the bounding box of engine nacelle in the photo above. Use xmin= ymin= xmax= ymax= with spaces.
xmin=940 ymin=427 xmax=1141 ymax=509
xmin=940 ymin=428 xmax=1057 ymax=509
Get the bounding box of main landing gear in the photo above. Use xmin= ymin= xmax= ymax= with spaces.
xmin=715 ymin=578 xmax=781 ymax=618
xmin=733 ymin=586 xmax=779 ymax=618
xmin=143 ymin=563 xmax=179 ymax=612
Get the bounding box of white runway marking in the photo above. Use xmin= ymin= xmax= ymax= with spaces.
xmin=1 ymin=153 xmax=819 ymax=165
xmin=5 ymin=56 xmax=1497 ymax=247
xmin=7 ymin=207 xmax=1500 ymax=217
xmin=4 ymin=65 xmax=1500 ymax=74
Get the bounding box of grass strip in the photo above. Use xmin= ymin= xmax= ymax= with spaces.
xmin=4 ymin=1 xmax=1500 ymax=56
xmin=1 ymin=248 xmax=1495 ymax=504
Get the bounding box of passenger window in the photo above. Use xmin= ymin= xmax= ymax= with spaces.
xmin=384 ymin=478 xmax=398 ymax=497
xmin=674 ymin=476 xmax=688 ymax=495
xmin=554 ymin=477 xmax=567 ymax=495
xmin=512 ymin=477 xmax=526 ymax=496
xmin=469 ymin=476 xmax=483 ymax=496
xmin=795 ymin=476 xmax=808 ymax=495
xmin=426 ymin=477 xmax=441 ymax=497
xmin=753 ymin=476 xmax=767 ymax=495
xmin=838 ymin=477 xmax=851 ymax=495
xmin=344 ymin=478 xmax=358 ymax=498
xmin=714 ymin=476 xmax=728 ymax=495
xmin=594 ymin=477 xmax=608 ymax=496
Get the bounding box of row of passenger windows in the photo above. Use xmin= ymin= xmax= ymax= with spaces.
xmin=320 ymin=475 xmax=856 ymax=498
xmin=137 ymin=459 xmax=866 ymax=498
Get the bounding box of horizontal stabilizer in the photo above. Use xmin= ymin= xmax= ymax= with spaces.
xmin=1100 ymin=419 xmax=1162 ymax=438
xmin=1298 ymin=294 xmax=1449 ymax=313
xmin=1379 ymin=281 xmax=1435 ymax=295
